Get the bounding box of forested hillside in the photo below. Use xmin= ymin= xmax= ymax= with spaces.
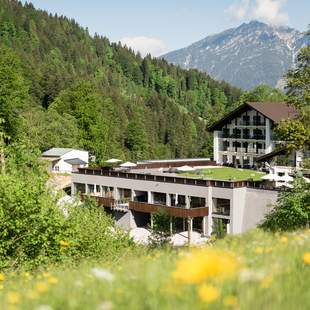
xmin=0 ymin=0 xmax=242 ymax=162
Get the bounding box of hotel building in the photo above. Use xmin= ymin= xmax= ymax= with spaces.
xmin=209 ymin=102 xmax=297 ymax=168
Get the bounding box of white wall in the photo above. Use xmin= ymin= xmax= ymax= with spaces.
xmin=53 ymin=150 xmax=89 ymax=173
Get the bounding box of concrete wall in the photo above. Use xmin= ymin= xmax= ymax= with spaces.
xmin=114 ymin=211 xmax=135 ymax=230
xmin=242 ymin=188 xmax=277 ymax=231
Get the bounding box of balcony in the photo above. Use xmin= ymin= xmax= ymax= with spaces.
xmin=129 ymin=201 xmax=209 ymax=218
xmin=242 ymin=134 xmax=251 ymax=139
xmin=252 ymin=135 xmax=266 ymax=140
xmin=221 ymin=132 xmax=230 ymax=138
xmin=253 ymin=121 xmax=266 ymax=126
xmin=239 ymin=121 xmax=250 ymax=126
xmin=230 ymin=134 xmax=241 ymax=139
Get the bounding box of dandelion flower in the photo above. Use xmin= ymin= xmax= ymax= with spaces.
xmin=48 ymin=276 xmax=58 ymax=284
xmin=22 ymin=272 xmax=31 ymax=279
xmin=36 ymin=282 xmax=49 ymax=293
xmin=303 ymin=252 xmax=310 ymax=265
xmin=260 ymin=275 xmax=273 ymax=289
xmin=197 ymin=284 xmax=220 ymax=303
xmin=223 ymin=295 xmax=238 ymax=307
xmin=7 ymin=292 xmax=20 ymax=304
xmin=172 ymin=248 xmax=238 ymax=284
xmin=255 ymin=247 xmax=264 ymax=254
xmin=27 ymin=290 xmax=39 ymax=300
xmin=280 ymin=236 xmax=288 ymax=244
xmin=59 ymin=240 xmax=69 ymax=247
xmin=0 ymin=273 xmax=5 ymax=281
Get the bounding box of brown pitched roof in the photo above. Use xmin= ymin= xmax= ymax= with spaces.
xmin=248 ymin=102 xmax=298 ymax=123
xmin=208 ymin=102 xmax=298 ymax=131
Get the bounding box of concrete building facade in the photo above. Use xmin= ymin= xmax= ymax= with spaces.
xmin=71 ymin=167 xmax=278 ymax=239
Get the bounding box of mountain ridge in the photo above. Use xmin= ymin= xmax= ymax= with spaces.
xmin=163 ymin=21 xmax=308 ymax=90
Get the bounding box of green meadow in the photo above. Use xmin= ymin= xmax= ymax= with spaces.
xmin=1 ymin=229 xmax=310 ymax=310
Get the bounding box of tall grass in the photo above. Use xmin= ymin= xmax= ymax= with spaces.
xmin=1 ymin=229 xmax=310 ymax=309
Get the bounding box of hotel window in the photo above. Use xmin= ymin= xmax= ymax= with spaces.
xmin=87 ymin=184 xmax=95 ymax=193
xmin=223 ymin=141 xmax=229 ymax=151
xmin=75 ymin=183 xmax=86 ymax=194
xmin=243 ymin=128 xmax=250 ymax=139
xmin=232 ymin=128 xmax=241 ymax=138
xmin=222 ymin=128 xmax=230 ymax=138
xmin=253 ymin=115 xmax=262 ymax=126
xmin=213 ymin=198 xmax=230 ymax=216
xmin=242 ymin=115 xmax=250 ymax=125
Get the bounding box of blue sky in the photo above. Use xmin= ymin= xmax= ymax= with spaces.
xmin=21 ymin=0 xmax=309 ymax=56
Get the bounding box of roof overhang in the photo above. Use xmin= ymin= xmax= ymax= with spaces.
xmin=40 ymin=156 xmax=60 ymax=162
xmin=255 ymin=148 xmax=288 ymax=162
xmin=208 ymin=102 xmax=298 ymax=131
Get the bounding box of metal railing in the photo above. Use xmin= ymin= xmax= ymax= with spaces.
xmin=76 ymin=168 xmax=280 ymax=191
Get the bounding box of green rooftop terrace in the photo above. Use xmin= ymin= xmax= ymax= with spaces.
xmin=179 ymin=167 xmax=266 ymax=181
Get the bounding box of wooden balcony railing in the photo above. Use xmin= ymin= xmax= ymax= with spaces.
xmin=81 ymin=194 xmax=115 ymax=208
xmin=129 ymin=201 xmax=209 ymax=218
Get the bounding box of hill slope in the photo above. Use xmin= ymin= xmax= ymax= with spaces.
xmin=0 ymin=0 xmax=242 ymax=162
xmin=163 ymin=21 xmax=308 ymax=90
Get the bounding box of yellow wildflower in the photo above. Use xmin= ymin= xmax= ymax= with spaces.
xmin=59 ymin=240 xmax=70 ymax=247
xmin=27 ymin=290 xmax=39 ymax=300
xmin=0 ymin=284 xmax=4 ymax=289
xmin=260 ymin=275 xmax=273 ymax=289
xmin=223 ymin=295 xmax=238 ymax=307
xmin=265 ymin=247 xmax=272 ymax=254
xmin=42 ymin=272 xmax=51 ymax=278
xmin=48 ymin=276 xmax=58 ymax=284
xmin=172 ymin=248 xmax=238 ymax=284
xmin=280 ymin=236 xmax=288 ymax=244
xmin=7 ymin=292 xmax=20 ymax=304
xmin=255 ymin=247 xmax=264 ymax=254
xmin=303 ymin=252 xmax=310 ymax=265
xmin=22 ymin=272 xmax=30 ymax=279
xmin=0 ymin=273 xmax=5 ymax=281
xmin=35 ymin=282 xmax=49 ymax=293
xmin=197 ymin=284 xmax=220 ymax=303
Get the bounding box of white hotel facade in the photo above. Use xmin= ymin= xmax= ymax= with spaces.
xmin=210 ymin=102 xmax=297 ymax=168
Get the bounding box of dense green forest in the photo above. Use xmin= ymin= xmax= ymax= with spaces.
xmin=0 ymin=0 xmax=247 ymax=162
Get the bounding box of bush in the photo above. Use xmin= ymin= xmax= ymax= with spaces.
xmin=0 ymin=173 xmax=67 ymax=269
xmin=148 ymin=209 xmax=173 ymax=247
xmin=260 ymin=177 xmax=310 ymax=232
xmin=0 ymin=142 xmax=133 ymax=269
xmin=63 ymin=197 xmax=133 ymax=260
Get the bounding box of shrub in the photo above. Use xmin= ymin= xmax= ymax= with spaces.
xmin=260 ymin=177 xmax=310 ymax=232
xmin=0 ymin=173 xmax=67 ymax=269
xmin=148 ymin=209 xmax=173 ymax=247
xmin=0 ymin=142 xmax=133 ymax=269
xmin=63 ymin=196 xmax=133 ymax=260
